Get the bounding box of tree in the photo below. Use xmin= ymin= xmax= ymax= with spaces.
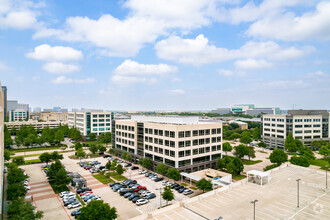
xmin=258 ymin=142 xmax=267 ymax=148
xmin=156 ymin=163 xmax=167 ymax=176
xmin=55 ymin=129 xmax=64 ymax=144
xmin=126 ymin=154 xmax=132 ymax=162
xmin=222 ymin=142 xmax=232 ymax=155
xmin=7 ymin=166 xmax=27 ymax=184
xmin=8 ymin=197 xmax=43 ymax=220
xmin=89 ymin=144 xmax=99 ymax=154
xmin=240 ymin=132 xmax=252 ymax=145
xmin=12 ymin=156 xmax=25 ymax=166
xmin=51 ymin=151 xmax=64 ymax=160
xmin=284 ymin=133 xmax=298 ymax=152
xmin=139 ymin=158 xmax=152 ymax=170
xmin=47 ymin=160 xmax=63 ymax=181
xmin=217 ymin=158 xmax=226 ymax=170
xmin=110 ymin=159 xmax=117 ymax=170
xmin=78 ymin=200 xmax=117 ymax=220
xmin=247 ymin=146 xmax=256 ymax=160
xmin=11 ymin=126 xmax=17 ymax=135
xmin=319 ymin=145 xmax=329 ymax=161
xmin=75 ymin=142 xmax=83 ymax=150
xmin=4 ymin=149 xmax=11 ymax=161
xmin=229 ymin=123 xmax=239 ymax=129
xmin=76 ymin=148 xmax=86 ymax=159
xmin=196 ymin=178 xmax=213 ymax=192
xmin=6 ymin=183 xmax=27 ymax=200
xmin=105 ymin=161 xmax=112 ymax=170
xmin=162 ymin=185 xmax=174 ymax=205
xmin=89 ymin=133 xmax=97 ymax=142
xmin=41 ymin=126 xmax=55 ymax=145
xmin=98 ymin=145 xmax=107 ymax=154
xmin=226 ymin=157 xmax=244 ymax=175
xmin=116 ymin=164 xmax=124 ymax=175
xmin=290 ymin=156 xmax=310 ymax=167
xmin=54 ymin=167 xmax=71 ymax=188
xmin=252 ymin=127 xmax=261 ymax=140
xmin=269 ymin=149 xmax=288 ymax=165
xmin=39 ymin=152 xmax=52 ymax=165
xmin=4 ymin=125 xmax=13 ymax=147
xmin=298 ymin=145 xmax=315 ymax=161
xmin=167 ymin=168 xmax=180 ymax=181
xmin=233 ymin=144 xmax=249 ymax=159
xmin=295 ymin=139 xmax=303 ymax=150
xmin=99 ymin=132 xmax=112 ymax=144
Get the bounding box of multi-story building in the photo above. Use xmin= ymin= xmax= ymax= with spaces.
xmin=33 ymin=107 xmax=41 ymax=113
xmin=231 ymin=104 xmax=255 ymax=114
xmin=7 ymin=100 xmax=18 ymax=112
xmin=112 ymin=115 xmax=223 ymax=173
xmin=68 ymin=111 xmax=113 ymax=138
xmin=261 ymin=110 xmax=330 ymax=148
xmin=246 ymin=107 xmax=281 ymax=116
xmin=211 ymin=108 xmax=231 ymax=115
xmin=8 ymin=109 xmax=29 ymax=121
xmin=5 ymin=121 xmax=61 ymax=130
xmin=1 ymin=86 xmax=7 ymax=120
xmin=39 ymin=112 xmax=68 ymax=123
xmin=0 ymin=82 xmax=4 ymax=217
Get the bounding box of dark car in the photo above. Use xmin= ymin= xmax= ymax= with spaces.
xmin=110 ymin=182 xmax=119 ymax=187
xmin=71 ymin=209 xmax=81 ymax=216
xmin=124 ymin=192 xmax=133 ymax=198
xmin=171 ymin=183 xmax=179 ymax=189
xmin=145 ymin=172 xmax=151 ymax=177
xmin=113 ymin=185 xmax=125 ymax=192
xmin=154 ymin=177 xmax=163 ymax=182
xmin=123 ymin=180 xmax=133 ymax=186
xmin=132 ymin=196 xmax=141 ymax=203
xmin=124 ymin=163 xmax=132 ymax=168
xmin=128 ymin=194 xmax=139 ymax=201
xmin=178 ymin=187 xmax=187 ymax=193
xmin=120 ymin=189 xmax=133 ymax=196
xmin=145 ymin=193 xmax=156 ymax=199
xmin=131 ymin=166 xmax=139 ymax=170
xmin=64 ymin=199 xmax=78 ymax=206
xmin=175 ymin=185 xmax=184 ymax=191
xmin=76 ymin=187 xmax=92 ymax=194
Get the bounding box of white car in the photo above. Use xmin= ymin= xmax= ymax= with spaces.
xmin=24 ymin=185 xmax=30 ymax=190
xmin=136 ymin=199 xmax=148 ymax=206
xmin=81 ymin=193 xmax=92 ymax=199
xmin=87 ymin=196 xmax=101 ymax=203
xmin=63 ymin=194 xmax=76 ymax=201
xmin=60 ymin=191 xmax=72 ymax=198
xmin=68 ymin=202 xmax=81 ymax=209
xmin=141 ymin=191 xmax=151 ymax=197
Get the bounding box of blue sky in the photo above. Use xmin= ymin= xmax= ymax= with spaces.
xmin=0 ymin=0 xmax=329 ymax=111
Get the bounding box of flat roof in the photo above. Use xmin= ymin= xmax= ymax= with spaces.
xmin=126 ymin=115 xmax=222 ymax=125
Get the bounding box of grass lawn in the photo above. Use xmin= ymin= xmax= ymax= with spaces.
xmin=109 ymin=172 xmax=127 ymax=181
xmin=9 ymin=146 xmax=63 ymax=153
xmin=232 ymin=175 xmax=246 ymax=181
xmin=93 ymin=174 xmax=114 ymax=184
xmin=190 ymin=186 xmax=198 ymax=190
xmin=310 ymin=159 xmax=329 ymax=169
xmin=181 ymin=183 xmax=188 ymax=186
xmin=76 ymin=194 xmax=86 ymax=206
xmin=242 ymin=159 xmax=263 ymax=165
xmin=24 ymin=158 xmax=42 ymax=164
xmin=49 ymin=181 xmax=69 ymax=194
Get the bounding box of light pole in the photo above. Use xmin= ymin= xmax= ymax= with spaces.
xmin=157 ymin=187 xmax=162 ymax=208
xmin=296 ymin=179 xmax=301 ymax=208
xmin=325 ymin=165 xmax=328 ymax=189
xmin=251 ymin=200 xmax=258 ymax=220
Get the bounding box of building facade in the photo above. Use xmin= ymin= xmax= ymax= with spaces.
xmin=8 ymin=109 xmax=29 ymax=121
xmin=246 ymin=107 xmax=281 ymax=116
xmin=261 ymin=110 xmax=330 ymax=148
xmin=1 ymin=86 xmax=6 ymax=120
xmin=211 ymin=108 xmax=231 ymax=115
xmin=0 ymin=82 xmax=4 ymax=217
xmin=5 ymin=121 xmax=61 ymax=130
xmin=68 ymin=111 xmax=113 ymax=138
xmin=112 ymin=116 xmax=223 ymax=173
xmin=39 ymin=112 xmax=68 ymax=123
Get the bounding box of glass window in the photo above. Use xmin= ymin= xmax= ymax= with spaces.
xmin=179 ymin=151 xmax=184 ymax=157
xmin=185 ymin=150 xmax=191 ymax=156
xmin=185 ymin=140 xmax=191 ymax=147
xmin=185 ymin=131 xmax=191 ymax=137
xmin=178 ymin=131 xmax=184 ymax=138
xmin=179 ymin=141 xmax=184 ymax=148
xmin=193 ymin=149 xmax=198 ymax=155
xmin=193 ymin=130 xmax=198 ymax=136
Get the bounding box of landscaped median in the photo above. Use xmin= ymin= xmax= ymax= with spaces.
xmin=92 ymin=172 xmax=127 ymax=184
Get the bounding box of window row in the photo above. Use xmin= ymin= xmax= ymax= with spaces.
xmin=116 ymin=131 xmax=135 ymax=139
xmin=116 ymin=138 xmax=135 ymax=146
xmin=115 ymin=125 xmax=135 ymax=131
xmin=92 ymin=123 xmax=111 ymax=127
xmin=92 ymin=114 xmax=111 ymax=118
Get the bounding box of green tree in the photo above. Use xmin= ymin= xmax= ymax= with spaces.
xmin=295 ymin=139 xmax=303 ymax=150
xmin=233 ymin=144 xmax=249 ymax=159
xmin=4 ymin=149 xmax=11 ymax=161
xmin=126 ymin=154 xmax=132 ymax=162
xmin=39 ymin=152 xmax=52 ymax=165
xmin=156 ymin=163 xmax=167 ymax=176
xmin=226 ymin=157 xmax=244 ymax=175
xmin=229 ymin=123 xmax=239 ymax=129
xmin=11 ymin=126 xmax=17 ymax=135
xmin=7 ymin=166 xmax=27 ymax=184
xmin=89 ymin=144 xmax=99 ymax=154
xmin=47 ymin=160 xmax=63 ymax=181
xmin=284 ymin=133 xmax=298 ymax=152
xmin=319 ymin=145 xmax=329 ymax=161
xmin=116 ymin=164 xmax=124 ymax=175
xmin=167 ymin=168 xmax=180 ymax=181
xmin=8 ymin=197 xmax=43 ymax=220
xmin=51 ymin=151 xmax=64 ymax=160
xmin=6 ymin=183 xmax=27 ymax=200
xmin=247 ymin=146 xmax=256 ymax=160
xmin=54 ymin=167 xmax=71 ymax=188
xmin=75 ymin=142 xmax=83 ymax=150
xmin=162 ymin=185 xmax=174 ymax=205
xmin=139 ymin=158 xmax=153 ymax=170
xmin=269 ymin=149 xmax=288 ymax=165
xmin=78 ymin=200 xmax=117 ymax=220
xmin=105 ymin=161 xmax=112 ymax=170
xmin=12 ymin=156 xmax=25 ymax=166
xmin=110 ymin=159 xmax=117 ymax=170
xmin=252 ymin=127 xmax=261 ymax=140
xmin=41 ymin=126 xmax=55 ymax=145
xmin=217 ymin=158 xmax=226 ymax=170
xmin=240 ymin=131 xmax=252 ymax=144
xmin=76 ymin=148 xmax=86 ymax=159
xmin=290 ymin=156 xmax=310 ymax=167
xmin=196 ymin=178 xmax=213 ymax=192
xmin=258 ymin=142 xmax=267 ymax=148
xmin=89 ymin=133 xmax=97 ymax=142
xmin=4 ymin=125 xmax=13 ymax=147
xmin=222 ymin=142 xmax=232 ymax=155
xmin=55 ymin=129 xmax=64 ymax=144
xmin=298 ymin=145 xmax=315 ymax=161
xmin=98 ymin=145 xmax=107 ymax=154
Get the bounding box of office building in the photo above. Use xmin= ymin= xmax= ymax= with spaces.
xmin=68 ymin=111 xmax=113 ymax=138
xmin=5 ymin=121 xmax=60 ymax=130
xmin=17 ymin=103 xmax=29 ymax=111
xmin=43 ymin=108 xmax=54 ymax=112
xmin=231 ymin=104 xmax=255 ymax=114
xmin=7 ymin=100 xmax=18 ymax=111
xmin=8 ymin=109 xmax=29 ymax=121
xmin=211 ymin=108 xmax=230 ymax=115
xmin=1 ymin=86 xmax=6 ymax=120
xmin=246 ymin=107 xmax=281 ymax=116
xmin=0 ymin=82 xmax=4 ymax=216
xmin=261 ymin=110 xmax=330 ymax=148
xmin=33 ymin=107 xmax=41 ymax=113
xmin=39 ymin=112 xmax=68 ymax=123
xmin=112 ymin=115 xmax=223 ymax=173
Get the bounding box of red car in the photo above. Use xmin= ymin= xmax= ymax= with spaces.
xmin=80 ymin=191 xmax=93 ymax=196
xmin=84 ymin=166 xmax=92 ymax=170
xmin=134 ymin=186 xmax=147 ymax=192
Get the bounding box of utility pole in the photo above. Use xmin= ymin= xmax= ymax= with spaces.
xmin=325 ymin=165 xmax=328 ymax=189
xmin=296 ymin=179 xmax=301 ymax=208
xmin=251 ymin=200 xmax=258 ymax=220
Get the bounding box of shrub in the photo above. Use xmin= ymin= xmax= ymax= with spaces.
xmin=290 ymin=156 xmax=310 ymax=167
xmin=263 ymin=163 xmax=280 ymax=171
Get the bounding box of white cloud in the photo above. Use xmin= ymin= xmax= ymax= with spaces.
xmin=43 ymin=62 xmax=80 ymax=74
xmin=155 ymin=34 xmax=311 ymax=65
xmin=218 ymin=69 xmax=245 ymax=77
xmin=246 ymin=1 xmax=330 ymax=41
xmin=112 ymin=59 xmax=177 ymax=84
xmin=51 ymin=76 xmax=95 ymax=84
xmin=266 ymin=80 xmax=308 ymax=89
xmin=235 ymin=59 xmax=273 ymax=69
xmin=26 ymin=44 xmax=83 ymax=61
xmin=0 ymin=61 xmax=9 ymax=71
xmin=169 ymin=89 xmax=185 ymax=95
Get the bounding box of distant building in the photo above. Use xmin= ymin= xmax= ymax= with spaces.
xmin=246 ymin=107 xmax=281 ymax=116
xmin=261 ymin=110 xmax=330 ymax=148
xmin=39 ymin=112 xmax=68 ymax=123
xmin=211 ymin=108 xmax=230 ymax=115
xmin=231 ymin=104 xmax=255 ymax=114
xmin=7 ymin=100 xmax=18 ymax=111
xmin=1 ymin=86 xmax=7 ymax=120
xmin=42 ymin=108 xmax=53 ymax=112
xmin=5 ymin=121 xmax=60 ymax=130
xmin=8 ymin=109 xmax=29 ymax=121
xmin=0 ymin=82 xmax=5 ymax=215
xmin=68 ymin=111 xmax=114 ymax=138
xmin=33 ymin=107 xmax=41 ymax=113
xmin=17 ymin=103 xmax=29 ymax=111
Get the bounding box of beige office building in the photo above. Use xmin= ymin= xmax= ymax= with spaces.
xmin=112 ymin=116 xmax=223 ymax=173
xmin=261 ymin=110 xmax=330 ymax=148
xmin=8 ymin=109 xmax=29 ymax=121
xmin=68 ymin=111 xmax=113 ymax=138
xmin=39 ymin=112 xmax=68 ymax=122
xmin=5 ymin=121 xmax=61 ymax=130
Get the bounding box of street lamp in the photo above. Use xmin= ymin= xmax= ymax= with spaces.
xmin=251 ymin=200 xmax=258 ymax=220
xmin=157 ymin=187 xmax=163 ymax=208
xmin=325 ymin=165 xmax=328 ymax=189
xmin=296 ymin=179 xmax=301 ymax=208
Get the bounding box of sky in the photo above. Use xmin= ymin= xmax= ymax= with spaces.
xmin=0 ymin=0 xmax=329 ymax=111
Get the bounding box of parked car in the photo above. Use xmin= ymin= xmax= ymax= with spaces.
xmin=64 ymin=199 xmax=78 ymax=206
xmin=63 ymin=194 xmax=76 ymax=201
xmin=131 ymin=166 xmax=139 ymax=170
xmin=81 ymin=193 xmax=93 ymax=199
xmin=71 ymin=209 xmax=81 ymax=217
xmin=80 ymin=191 xmax=93 ymax=196
xmin=145 ymin=193 xmax=156 ymax=199
xmin=110 ymin=182 xmax=120 ymax=188
xmin=77 ymin=187 xmax=92 ymax=194
xmin=134 ymin=186 xmax=147 ymax=192
xmin=60 ymin=191 xmax=72 ymax=198
xmin=124 ymin=163 xmax=132 ymax=168
xmin=87 ymin=196 xmax=101 ymax=203
xmin=124 ymin=192 xmax=133 ymax=198
xmin=154 ymin=177 xmax=163 ymax=182
xmin=113 ymin=184 xmax=125 ymax=192
xmin=128 ymin=194 xmax=139 ymax=201
xmin=183 ymin=189 xmax=194 ymax=195
xmin=132 ymin=196 xmax=141 ymax=203
xmin=68 ymin=201 xmax=81 ymax=209
xmin=84 ymin=165 xmax=92 ymax=170
xmin=89 ymin=168 xmax=98 ymax=173
xmin=178 ymin=187 xmax=187 ymax=193
xmin=79 ymin=162 xmax=87 ymax=167
xmin=83 ymin=195 xmax=94 ymax=202
xmin=175 ymin=185 xmax=184 ymax=191
xmin=136 ymin=198 xmax=148 ymax=206
xmin=120 ymin=189 xmax=134 ymax=196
